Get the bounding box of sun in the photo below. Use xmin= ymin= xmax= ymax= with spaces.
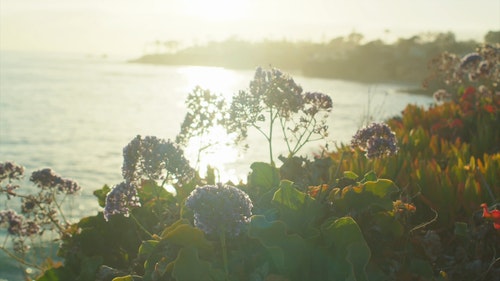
xmin=180 ymin=0 xmax=250 ymax=22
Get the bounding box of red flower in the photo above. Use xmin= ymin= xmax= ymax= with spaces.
xmin=463 ymin=86 xmax=476 ymax=98
xmin=483 ymin=104 xmax=495 ymax=113
xmin=450 ymin=118 xmax=463 ymax=128
xmin=481 ymin=203 xmax=500 ymax=230
xmin=307 ymin=184 xmax=329 ymax=198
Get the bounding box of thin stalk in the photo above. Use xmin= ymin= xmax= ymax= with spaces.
xmin=279 ymin=117 xmax=293 ymax=155
xmin=0 ymin=246 xmax=43 ymax=271
xmin=2 ymin=232 xmax=8 ymax=247
xmin=290 ymin=117 xmax=315 ymax=154
xmin=52 ymin=193 xmax=69 ymax=226
xmin=251 ymin=119 xmax=275 ymax=164
xmin=130 ymin=213 xmax=153 ymax=239
xmin=268 ymin=108 xmax=276 ymax=165
xmin=409 ymin=207 xmax=438 ymax=234
xmin=219 ymin=230 xmax=229 ymax=281
xmin=291 ymin=119 xmax=317 ymax=156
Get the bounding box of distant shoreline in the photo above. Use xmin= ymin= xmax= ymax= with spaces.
xmin=129 ymin=54 xmax=430 ymax=95
xmin=126 ymin=32 xmax=497 ymax=96
xmin=3 ymin=30 xmax=497 ymax=95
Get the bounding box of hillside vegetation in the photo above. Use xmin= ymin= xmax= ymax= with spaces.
xmin=132 ymin=31 xmax=499 ymax=87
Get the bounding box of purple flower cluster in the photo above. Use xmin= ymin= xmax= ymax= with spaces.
xmin=103 ymin=182 xmax=141 ymax=221
xmin=122 ymin=135 xmax=195 ymax=184
xmin=302 ymin=92 xmax=333 ymax=116
xmin=250 ymin=67 xmax=304 ymax=117
xmin=185 ymin=184 xmax=253 ymax=237
xmin=351 ymin=122 xmax=398 ymax=159
xmin=30 ymin=168 xmax=82 ymax=195
xmin=0 ymin=209 xmax=40 ymax=237
xmin=104 ymin=135 xmax=195 ymax=222
xmin=0 ymin=161 xmax=25 ymax=183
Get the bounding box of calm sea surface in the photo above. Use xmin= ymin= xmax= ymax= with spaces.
xmin=0 ymin=50 xmax=433 ymax=278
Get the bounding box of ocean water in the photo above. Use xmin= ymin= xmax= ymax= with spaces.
xmin=0 ymin=50 xmax=433 ymax=279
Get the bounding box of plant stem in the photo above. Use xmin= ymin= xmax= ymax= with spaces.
xmin=52 ymin=193 xmax=69 ymax=225
xmin=219 ymin=230 xmax=229 ymax=281
xmin=130 ymin=213 xmax=153 ymax=239
xmin=268 ymin=108 xmax=275 ymax=165
xmin=279 ymin=117 xmax=293 ymax=155
xmin=0 ymin=246 xmax=43 ymax=271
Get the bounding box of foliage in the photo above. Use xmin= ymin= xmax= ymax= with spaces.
xmin=326 ymin=47 xmax=500 ymax=279
xmin=2 ymin=56 xmax=500 ymax=280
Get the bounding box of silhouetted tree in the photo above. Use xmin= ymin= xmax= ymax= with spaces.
xmin=484 ymin=31 xmax=500 ymax=44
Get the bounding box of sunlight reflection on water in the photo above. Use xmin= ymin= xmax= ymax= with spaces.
xmin=183 ymin=126 xmax=242 ymax=183
xmin=177 ymin=65 xmax=245 ymax=99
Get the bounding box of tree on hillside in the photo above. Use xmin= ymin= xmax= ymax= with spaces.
xmin=484 ymin=31 xmax=500 ymax=44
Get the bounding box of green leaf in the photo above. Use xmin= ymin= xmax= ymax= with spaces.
xmin=93 ymin=185 xmax=111 ymax=208
xmin=343 ymin=171 xmax=359 ymax=180
xmin=68 ymin=212 xmax=141 ymax=269
xmin=248 ymin=215 xmax=309 ymax=277
xmin=169 ymin=247 xmax=217 ymax=281
xmin=248 ymin=162 xmax=280 ymax=191
xmin=272 ymin=180 xmax=306 ymax=211
xmin=364 ymin=179 xmax=398 ymax=200
xmin=141 ymin=239 xmax=175 ymax=280
xmin=335 ymin=179 xmax=398 ymax=213
xmin=162 ymin=222 xmax=213 ymax=252
xmin=346 ymin=242 xmax=371 ymax=281
xmin=371 ymin=212 xmax=404 ymax=238
xmin=321 ymin=216 xmax=371 ymax=281
xmin=362 ymin=171 xmax=377 ymax=182
xmin=138 ymin=240 xmax=159 ymax=258
xmin=77 ymin=256 xmax=103 ymax=281
xmin=271 ymin=180 xmax=324 ymax=235
xmin=138 ymin=180 xmax=175 ymax=204
xmin=161 ymin=219 xmax=190 ymax=237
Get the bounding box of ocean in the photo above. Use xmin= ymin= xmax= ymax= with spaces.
xmin=0 ymin=50 xmax=433 ymax=279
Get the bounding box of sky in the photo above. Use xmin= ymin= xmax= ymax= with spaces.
xmin=0 ymin=0 xmax=499 ymax=56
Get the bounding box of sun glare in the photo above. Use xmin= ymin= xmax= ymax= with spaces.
xmin=180 ymin=0 xmax=249 ymax=22
xmin=184 ymin=126 xmax=241 ymax=183
xmin=177 ymin=66 xmax=246 ymax=182
xmin=177 ymin=66 xmax=243 ymax=98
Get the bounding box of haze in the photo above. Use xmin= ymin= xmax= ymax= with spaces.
xmin=0 ymin=0 xmax=499 ymax=56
